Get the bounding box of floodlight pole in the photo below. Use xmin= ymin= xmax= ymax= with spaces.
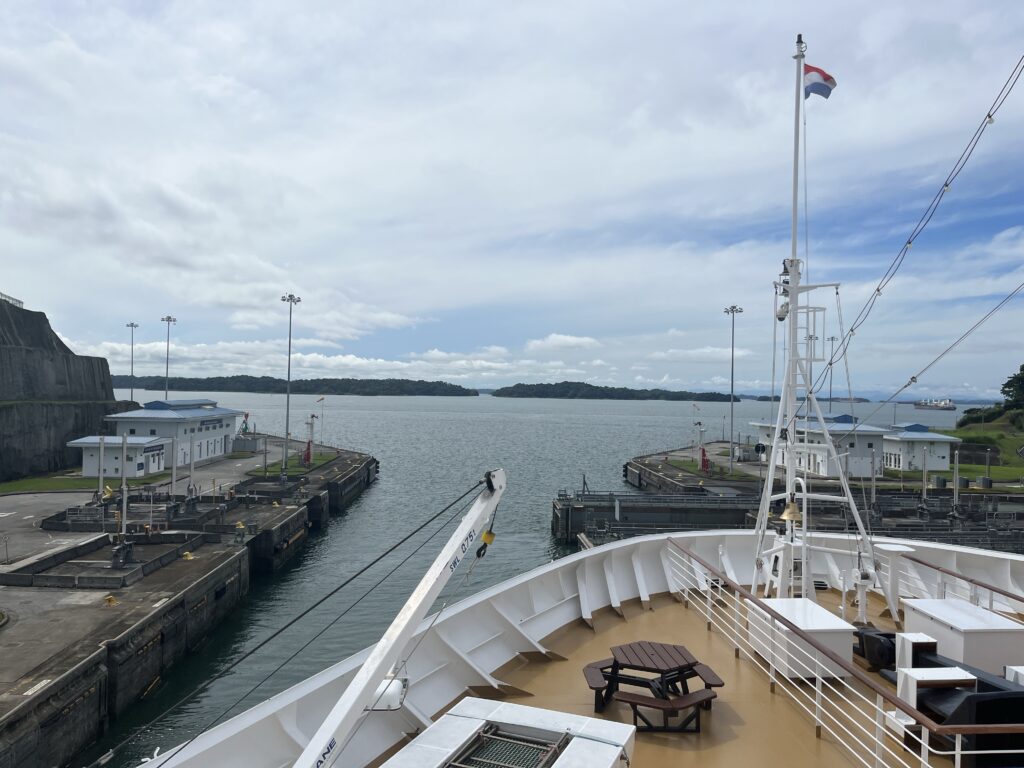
xmin=161 ymin=315 xmax=176 ymax=399
xmin=724 ymin=305 xmax=744 ymax=474
xmin=281 ymin=294 xmax=301 ymax=482
xmin=126 ymin=322 xmax=139 ymax=401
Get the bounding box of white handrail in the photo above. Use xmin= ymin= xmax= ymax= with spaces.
xmin=666 ymin=544 xmax=1024 ymax=767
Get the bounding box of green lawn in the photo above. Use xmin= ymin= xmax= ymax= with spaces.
xmin=0 ymin=471 xmax=171 ymax=494
xmin=666 ymin=458 xmax=752 ymax=482
xmin=938 ymin=414 xmax=1024 ymax=469
xmin=931 ymin=464 xmax=1024 ymax=483
xmin=247 ymin=453 xmax=337 ymax=477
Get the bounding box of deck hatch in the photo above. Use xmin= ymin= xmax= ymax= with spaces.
xmin=446 ymin=724 xmax=570 ymax=768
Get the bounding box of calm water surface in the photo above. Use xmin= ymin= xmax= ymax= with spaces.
xmin=92 ymin=392 xmax=956 ymax=766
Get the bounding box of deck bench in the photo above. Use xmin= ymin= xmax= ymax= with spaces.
xmin=583 ymin=658 xmax=614 ymax=711
xmin=690 ymin=663 xmax=724 ymax=708
xmin=613 ymin=689 xmax=716 ymax=732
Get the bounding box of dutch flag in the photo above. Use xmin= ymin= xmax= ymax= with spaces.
xmin=804 ymin=64 xmax=837 ymax=100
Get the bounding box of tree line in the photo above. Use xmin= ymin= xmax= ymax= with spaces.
xmin=491 ymin=381 xmax=734 ymax=401
xmin=112 ymin=375 xmax=479 ymax=397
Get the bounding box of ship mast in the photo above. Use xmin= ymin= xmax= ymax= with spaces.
xmin=750 ymin=36 xmax=898 ymax=623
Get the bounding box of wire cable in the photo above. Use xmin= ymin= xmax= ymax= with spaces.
xmin=92 ymin=479 xmax=485 ymax=767
xmin=338 ymin=526 xmax=495 ymax=756
xmin=803 ymin=107 xmax=811 ymax=282
xmin=833 ymin=278 xmax=1024 ymax=442
xmin=782 ymin=53 xmax=1024 ymax=436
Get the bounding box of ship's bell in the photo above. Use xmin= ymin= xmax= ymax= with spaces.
xmin=780 ymin=499 xmax=802 ymax=523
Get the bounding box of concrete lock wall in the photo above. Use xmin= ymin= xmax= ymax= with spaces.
xmin=0 ymin=550 xmax=249 ymax=768
xmin=0 ymin=650 xmax=109 ymax=768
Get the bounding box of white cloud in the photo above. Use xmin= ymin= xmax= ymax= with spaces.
xmin=649 ymin=346 xmax=754 ymax=362
xmin=3 ymin=3 xmax=1023 ymax=396
xmin=525 ymin=333 xmax=601 ymax=352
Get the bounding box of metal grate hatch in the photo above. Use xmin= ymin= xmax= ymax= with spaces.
xmin=446 ymin=724 xmax=571 ymax=768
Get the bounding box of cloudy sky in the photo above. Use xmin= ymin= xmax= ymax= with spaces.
xmin=2 ymin=2 xmax=1022 ymax=398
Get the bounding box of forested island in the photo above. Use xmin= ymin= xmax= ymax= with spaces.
xmin=490 ymin=381 xmax=734 ymax=401
xmin=112 ymin=375 xmax=479 ymax=397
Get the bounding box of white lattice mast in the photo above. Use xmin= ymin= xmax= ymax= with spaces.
xmin=750 ymin=35 xmax=896 ymax=622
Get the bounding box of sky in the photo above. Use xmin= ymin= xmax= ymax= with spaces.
xmin=2 ymin=2 xmax=1022 ymax=399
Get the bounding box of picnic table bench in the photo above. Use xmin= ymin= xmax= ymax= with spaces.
xmin=613 ymin=689 xmax=717 ymax=732
xmin=582 ymin=640 xmax=724 ymax=717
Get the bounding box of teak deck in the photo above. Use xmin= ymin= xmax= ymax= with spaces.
xmin=488 ymin=589 xmax=915 ymax=768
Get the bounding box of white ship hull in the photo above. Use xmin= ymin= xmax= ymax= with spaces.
xmin=145 ymin=529 xmax=1024 ymax=767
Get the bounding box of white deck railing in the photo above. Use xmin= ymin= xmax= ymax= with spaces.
xmin=667 ymin=539 xmax=1024 ymax=768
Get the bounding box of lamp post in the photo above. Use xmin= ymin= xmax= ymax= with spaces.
xmin=826 ymin=335 xmax=839 ymax=412
xmin=281 ymin=294 xmax=301 ymax=482
xmin=160 ymin=315 xmax=176 ymax=399
xmin=126 ymin=322 xmax=139 ymax=402
xmin=317 ymin=396 xmax=326 ymax=449
xmin=724 ymin=305 xmax=743 ymax=474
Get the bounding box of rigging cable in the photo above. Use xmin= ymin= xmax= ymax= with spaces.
xmin=769 ymin=289 xmax=780 ymax=424
xmin=95 ymin=479 xmax=485 ymax=766
xmin=339 ymin=511 xmax=498 ymax=756
xmin=783 ymin=52 xmax=1024 ymax=434
xmin=835 ymin=288 xmax=874 ymax=534
xmin=834 ymin=277 xmax=1024 ymax=444
xmin=802 ymin=106 xmax=811 ymax=282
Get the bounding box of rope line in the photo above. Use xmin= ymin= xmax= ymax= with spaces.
xmin=811 ymin=55 xmax=1024 ymax=389
xmin=832 ymin=278 xmax=1024 ymax=443
xmin=780 ymin=53 xmax=1024 ymax=438
xmin=97 ymin=479 xmax=485 ymax=766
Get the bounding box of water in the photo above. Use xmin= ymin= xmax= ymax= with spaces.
xmin=91 ymin=391 xmax=958 ymax=766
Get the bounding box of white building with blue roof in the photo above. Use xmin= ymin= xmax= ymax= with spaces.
xmin=881 ymin=423 xmax=961 ymax=472
xmin=66 ymin=435 xmax=171 ymax=479
xmin=750 ymin=414 xmax=889 ymax=479
xmin=105 ymin=398 xmax=244 ymax=467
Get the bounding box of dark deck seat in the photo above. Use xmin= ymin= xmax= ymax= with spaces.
xmin=929 ymin=691 xmax=1024 ymax=768
xmin=583 ymin=658 xmax=613 ymax=711
xmin=692 ymin=663 xmax=724 ymax=688
xmin=690 ymin=663 xmax=723 ymax=708
xmin=613 ymin=689 xmax=716 ymax=732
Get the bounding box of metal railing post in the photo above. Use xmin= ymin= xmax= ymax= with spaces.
xmin=732 ymin=588 xmax=741 ymax=657
xmin=705 ymin=571 xmax=713 ymax=631
xmin=814 ymin=651 xmax=823 ymax=737
xmin=769 ymin=616 xmax=777 ymax=693
xmin=920 ymin=726 xmax=930 ymax=767
xmin=874 ymin=693 xmax=885 ymax=768
xmin=954 ymin=734 xmax=962 ymax=768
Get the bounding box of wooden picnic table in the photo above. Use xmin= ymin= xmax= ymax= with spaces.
xmin=608 ymin=641 xmax=698 ymax=699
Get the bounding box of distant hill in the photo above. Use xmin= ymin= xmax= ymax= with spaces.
xmin=491 ymin=381 xmax=734 ymax=401
xmin=112 ymin=375 xmax=479 ymax=397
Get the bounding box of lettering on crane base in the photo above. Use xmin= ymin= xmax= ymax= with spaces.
xmin=315 ymin=737 xmax=337 ymax=767
xmin=448 ymin=528 xmax=476 ymax=573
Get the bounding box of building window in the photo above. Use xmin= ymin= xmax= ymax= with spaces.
xmin=849 ymin=442 xmax=855 ymax=448
xmin=867 ymin=442 xmax=873 ymax=449
xmin=129 ymin=428 xmax=136 ymax=435
xmin=190 ymin=427 xmax=195 ymax=433
xmin=150 ymin=429 xmax=156 ymax=436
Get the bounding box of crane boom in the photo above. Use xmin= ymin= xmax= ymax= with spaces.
xmin=293 ymin=469 xmax=507 ymax=768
